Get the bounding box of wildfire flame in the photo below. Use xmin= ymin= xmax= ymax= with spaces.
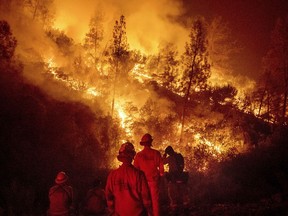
xmin=194 ymin=133 xmax=223 ymax=158
xmin=131 ymin=63 xmax=152 ymax=83
xmin=115 ymin=101 xmax=133 ymax=138
xmin=44 ymin=54 xmax=248 ymax=171
xmin=21 ymin=1 xmax=255 ymax=172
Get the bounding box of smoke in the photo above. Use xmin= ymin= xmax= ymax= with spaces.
xmin=0 ymin=0 xmax=190 ymax=96
xmin=0 ymin=0 xmax=256 ymax=109
xmin=53 ymin=0 xmax=189 ymax=53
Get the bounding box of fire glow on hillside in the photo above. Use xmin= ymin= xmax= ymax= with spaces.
xmin=44 ymin=52 xmax=247 ymax=171
xmin=1 ymin=0 xmax=260 ymax=172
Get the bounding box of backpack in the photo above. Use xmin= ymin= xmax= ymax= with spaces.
xmin=175 ymin=153 xmax=184 ymax=173
xmin=165 ymin=153 xmax=189 ymax=183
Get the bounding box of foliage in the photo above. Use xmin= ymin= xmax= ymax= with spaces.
xmin=179 ymin=18 xmax=211 ymax=144
xmin=0 ymin=56 xmax=113 ymax=215
xmin=111 ymin=15 xmax=129 ymax=60
xmin=180 ymin=18 xmax=211 ymax=94
xmin=0 ymin=20 xmax=17 ymax=60
xmin=184 ymin=125 xmax=288 ymax=213
xmin=107 ymin=15 xmax=131 ymax=115
xmin=210 ymin=84 xmax=238 ymax=107
xmin=259 ymin=16 xmax=288 ymax=125
xmin=84 ymin=12 xmax=104 ymax=67
xmin=132 ymin=97 xmax=177 ymax=145
xmin=156 ymin=43 xmax=179 ymax=92
xmin=24 ymin=0 xmax=55 ymax=28
xmin=46 ymin=29 xmax=74 ymax=55
xmin=207 ymin=16 xmax=238 ymax=75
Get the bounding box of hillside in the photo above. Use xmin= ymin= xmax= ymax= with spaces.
xmin=1 ymin=60 xmax=288 ymax=215
xmin=0 ymin=60 xmax=111 ymax=213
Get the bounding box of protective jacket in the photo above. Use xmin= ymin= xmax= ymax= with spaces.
xmin=134 ymin=147 xmax=164 ymax=182
xmin=163 ymin=151 xmax=189 ymax=210
xmin=163 ymin=152 xmax=184 ymax=173
xmin=105 ymin=163 xmax=152 ymax=216
xmin=134 ymin=146 xmax=164 ymax=216
xmin=48 ymin=184 xmax=73 ymax=216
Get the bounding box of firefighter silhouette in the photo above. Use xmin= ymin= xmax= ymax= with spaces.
xmin=163 ymin=146 xmax=190 ymax=213
xmin=106 ymin=142 xmax=153 ymax=215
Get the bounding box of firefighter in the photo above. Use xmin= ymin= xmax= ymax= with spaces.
xmin=82 ymin=178 xmax=107 ymax=216
xmin=134 ymin=133 xmax=164 ymax=216
xmin=163 ymin=146 xmax=189 ymax=213
xmin=105 ymin=142 xmax=153 ymax=216
xmin=47 ymin=171 xmax=75 ymax=216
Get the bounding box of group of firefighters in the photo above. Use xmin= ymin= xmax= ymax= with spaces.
xmin=47 ymin=133 xmax=189 ymax=216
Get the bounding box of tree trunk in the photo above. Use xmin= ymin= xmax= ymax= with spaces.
xmin=179 ymin=64 xmax=195 ymax=144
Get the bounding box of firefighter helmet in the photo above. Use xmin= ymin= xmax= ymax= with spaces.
xmin=55 ymin=171 xmax=68 ymax=184
xmin=117 ymin=142 xmax=136 ymax=162
xmin=140 ymin=133 xmax=153 ymax=146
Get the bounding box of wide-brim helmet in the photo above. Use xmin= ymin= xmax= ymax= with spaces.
xmin=55 ymin=171 xmax=68 ymax=184
xmin=117 ymin=142 xmax=136 ymax=162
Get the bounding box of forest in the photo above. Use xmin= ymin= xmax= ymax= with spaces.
xmin=1 ymin=0 xmax=288 ymax=215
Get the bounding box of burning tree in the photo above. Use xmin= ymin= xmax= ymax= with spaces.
xmin=179 ymin=18 xmax=211 ymax=144
xmin=84 ymin=12 xmax=104 ymax=70
xmin=108 ymin=15 xmax=130 ymax=117
xmin=156 ymin=42 xmax=179 ymax=92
